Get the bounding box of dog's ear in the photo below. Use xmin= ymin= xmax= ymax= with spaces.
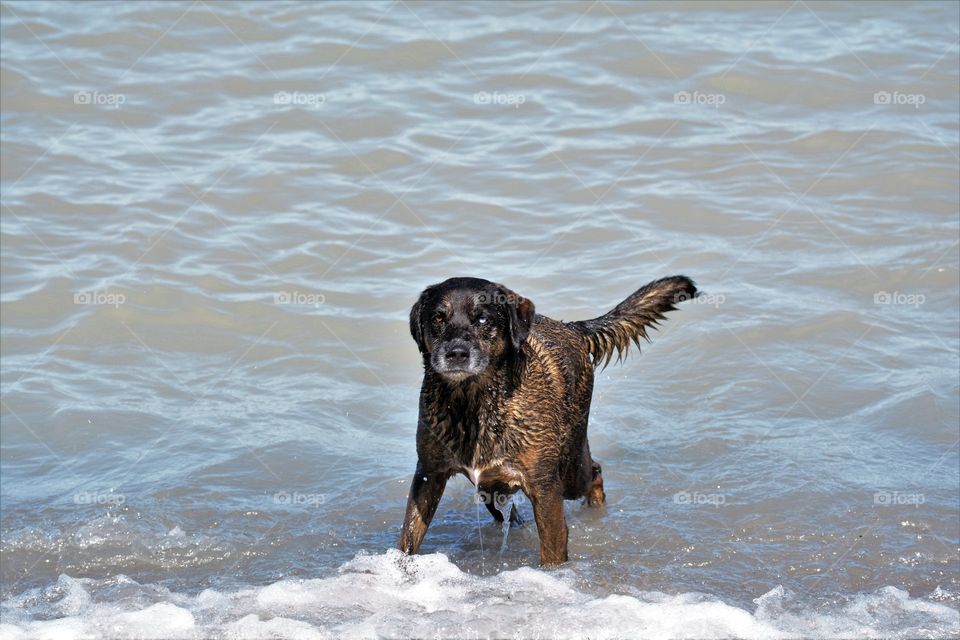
xmin=409 ymin=286 xmax=433 ymax=354
xmin=496 ymin=285 xmax=535 ymax=352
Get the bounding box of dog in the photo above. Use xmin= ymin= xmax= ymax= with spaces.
xmin=398 ymin=275 xmax=697 ymax=565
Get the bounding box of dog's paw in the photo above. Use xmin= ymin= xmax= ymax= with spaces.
xmin=587 ymin=462 xmax=606 ymax=506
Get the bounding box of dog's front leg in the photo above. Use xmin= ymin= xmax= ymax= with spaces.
xmin=398 ymin=462 xmax=447 ymax=555
xmin=528 ymin=478 xmax=569 ymax=565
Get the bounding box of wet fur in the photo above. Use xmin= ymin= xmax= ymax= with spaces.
xmin=398 ymin=275 xmax=697 ymax=565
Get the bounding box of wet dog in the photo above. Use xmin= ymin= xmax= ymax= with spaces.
xmin=398 ymin=276 xmax=697 ymax=565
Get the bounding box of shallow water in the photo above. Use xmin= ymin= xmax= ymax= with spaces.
xmin=1 ymin=1 xmax=958 ymax=638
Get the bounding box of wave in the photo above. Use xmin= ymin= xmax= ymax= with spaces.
xmin=1 ymin=550 xmax=957 ymax=639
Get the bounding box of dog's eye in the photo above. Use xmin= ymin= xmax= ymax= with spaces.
xmin=433 ymin=313 xmax=446 ymax=325
xmin=477 ymin=314 xmax=488 ymax=325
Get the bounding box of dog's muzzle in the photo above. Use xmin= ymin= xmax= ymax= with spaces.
xmin=432 ymin=339 xmax=486 ymax=379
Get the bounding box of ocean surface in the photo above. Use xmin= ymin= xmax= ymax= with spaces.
xmin=1 ymin=1 xmax=958 ymax=638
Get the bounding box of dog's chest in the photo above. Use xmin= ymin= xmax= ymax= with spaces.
xmin=428 ymin=385 xmax=514 ymax=469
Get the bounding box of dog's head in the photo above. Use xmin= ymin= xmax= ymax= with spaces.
xmin=410 ymin=277 xmax=535 ymax=382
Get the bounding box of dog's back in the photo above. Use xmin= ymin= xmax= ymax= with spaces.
xmin=520 ymin=275 xmax=697 ymax=498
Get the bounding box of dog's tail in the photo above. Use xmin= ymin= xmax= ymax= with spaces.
xmin=570 ymin=275 xmax=697 ymax=369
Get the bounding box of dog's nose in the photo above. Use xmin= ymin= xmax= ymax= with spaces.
xmin=445 ymin=346 xmax=470 ymax=366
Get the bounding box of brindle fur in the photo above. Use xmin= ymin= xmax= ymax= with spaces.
xmin=399 ymin=275 xmax=697 ymax=565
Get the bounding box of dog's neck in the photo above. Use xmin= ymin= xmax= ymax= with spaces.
xmin=427 ymin=367 xmax=504 ymax=407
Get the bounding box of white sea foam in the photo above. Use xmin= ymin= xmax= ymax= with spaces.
xmin=2 ymin=551 xmax=957 ymax=639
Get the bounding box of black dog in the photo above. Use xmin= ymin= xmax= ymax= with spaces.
xmin=398 ymin=276 xmax=696 ymax=565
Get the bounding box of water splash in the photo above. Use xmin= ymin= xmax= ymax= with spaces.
xmin=472 ymin=469 xmax=485 ymax=576
xmin=494 ymin=494 xmax=513 ymax=554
